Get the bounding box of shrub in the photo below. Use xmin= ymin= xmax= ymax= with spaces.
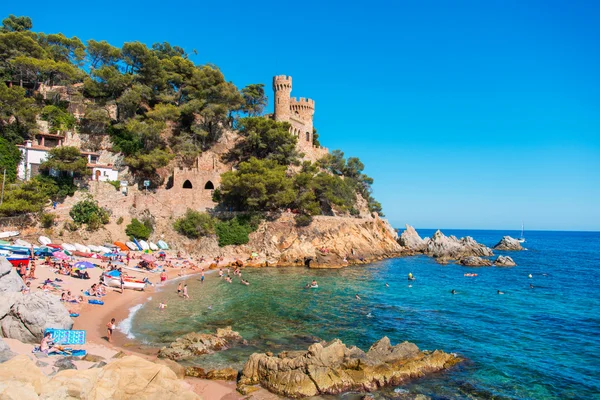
xmin=173 ymin=209 xmax=215 ymax=239
xmin=116 ymin=216 xmax=124 ymax=225
xmin=125 ymin=218 xmax=152 ymax=240
xmin=108 ymin=180 xmax=121 ymax=191
xmin=70 ymin=197 xmax=109 ymax=229
xmin=40 ymin=213 xmax=56 ymax=228
xmin=64 ymin=221 xmax=79 ymax=232
xmin=295 ymin=214 xmax=313 ymax=227
xmin=214 ymin=216 xmax=259 ymax=247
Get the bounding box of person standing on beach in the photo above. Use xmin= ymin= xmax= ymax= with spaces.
xmin=201 ymin=269 xmax=205 ymax=284
xmin=177 ymin=282 xmax=182 ymax=296
xmin=106 ymin=318 xmax=116 ymax=342
xmin=183 ymin=284 xmax=189 ymax=299
xmin=160 ymin=271 xmax=167 ymax=284
xmin=120 ymin=274 xmax=124 ymax=294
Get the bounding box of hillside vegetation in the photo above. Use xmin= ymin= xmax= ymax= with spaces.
xmin=0 ymin=14 xmax=383 ymax=234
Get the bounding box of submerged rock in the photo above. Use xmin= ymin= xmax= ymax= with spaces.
xmin=158 ymin=326 xmax=244 ymax=361
xmin=494 ymin=255 xmax=517 ymax=266
xmin=493 ymin=236 xmax=524 ymax=251
xmin=237 ymin=337 xmax=460 ymax=398
xmin=458 ymin=256 xmax=493 ymax=267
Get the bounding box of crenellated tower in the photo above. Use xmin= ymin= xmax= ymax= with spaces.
xmin=273 ymin=75 xmax=292 ymax=122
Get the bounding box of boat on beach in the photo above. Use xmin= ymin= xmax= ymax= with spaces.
xmin=61 ymin=243 xmax=77 ymax=252
xmin=102 ymin=274 xmax=146 ymax=290
xmin=38 ymin=236 xmax=52 ymax=246
xmin=149 ymin=242 xmax=159 ymax=251
xmin=73 ymin=243 xmax=90 ymax=253
xmin=14 ymin=239 xmax=33 ymax=247
xmin=125 ymin=241 xmax=138 ymax=251
xmin=5 ymin=254 xmax=30 ymax=267
xmin=157 ymin=240 xmax=169 ymax=250
xmin=0 ymin=231 xmax=19 ymax=239
xmin=139 ymin=240 xmax=150 ymax=250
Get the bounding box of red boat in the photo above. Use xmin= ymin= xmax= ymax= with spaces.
xmin=46 ymin=244 xmax=62 ymax=249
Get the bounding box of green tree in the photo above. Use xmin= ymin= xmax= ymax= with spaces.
xmin=0 ymin=177 xmax=54 ymax=216
xmin=40 ymin=105 xmax=76 ymax=133
xmin=40 ymin=146 xmax=89 ymax=177
xmin=0 ymin=83 xmax=37 ymax=133
xmin=216 ymin=158 xmax=295 ymax=211
xmin=240 ymin=83 xmax=267 ymax=116
xmin=173 ymin=209 xmax=215 ymax=238
xmin=0 ymin=137 xmax=21 ymax=181
xmin=231 ymin=117 xmax=298 ymax=165
xmin=69 ymin=196 xmax=109 ymax=230
xmin=125 ymin=218 xmax=153 ymax=240
xmin=1 ymin=15 xmax=32 ymax=32
xmin=86 ymin=39 xmax=121 ymax=69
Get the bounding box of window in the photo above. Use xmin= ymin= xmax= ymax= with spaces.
xmin=183 ymin=180 xmax=193 ymax=189
xmin=204 ymin=181 xmax=215 ymax=190
xmin=306 ymin=132 xmax=310 ymax=141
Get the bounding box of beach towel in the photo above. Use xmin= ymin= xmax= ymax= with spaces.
xmin=88 ymin=299 xmax=104 ymax=305
xmin=45 ymin=328 xmax=86 ymax=345
xmin=48 ymin=348 xmax=87 ymax=357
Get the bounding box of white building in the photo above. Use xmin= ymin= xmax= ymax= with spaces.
xmin=17 ymin=141 xmax=119 ymax=182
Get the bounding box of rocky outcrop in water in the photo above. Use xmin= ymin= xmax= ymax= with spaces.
xmin=494 ymin=255 xmax=516 ymax=266
xmin=493 ymin=236 xmax=524 ymax=251
xmin=0 ymin=354 xmax=200 ymax=399
xmin=0 ymin=292 xmax=72 ymax=343
xmin=424 ymin=230 xmax=494 ymax=261
xmin=0 ymin=257 xmax=25 ymax=293
xmin=158 ymin=326 xmax=244 ymax=361
xmin=458 ymin=256 xmax=493 ymax=267
xmin=237 ymin=337 xmax=460 ymax=398
xmin=398 ymin=225 xmax=426 ymax=252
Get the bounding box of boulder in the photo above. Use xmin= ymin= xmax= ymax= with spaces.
xmin=156 ymin=358 xmax=186 ymax=379
xmin=398 ymin=225 xmax=426 ymax=252
xmin=423 ymin=231 xmax=493 ymax=261
xmin=54 ymin=357 xmax=76 ymax=371
xmin=206 ymin=367 xmax=238 ymax=381
xmin=493 ymin=236 xmax=523 ymax=251
xmin=0 ymin=355 xmax=49 ymax=395
xmin=0 ymin=337 xmax=15 ymax=363
xmin=237 ymin=337 xmax=460 ymax=398
xmin=494 ymin=255 xmax=516 ymax=267
xmin=158 ymin=326 xmax=244 ymax=361
xmin=0 ymin=258 xmax=25 ymax=293
xmin=458 ymin=256 xmax=492 ymax=267
xmin=0 ymin=292 xmax=72 ymax=343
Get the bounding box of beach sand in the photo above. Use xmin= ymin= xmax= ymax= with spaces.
xmin=9 ymin=251 xmax=252 ymax=399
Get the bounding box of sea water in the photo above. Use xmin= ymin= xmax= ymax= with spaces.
xmin=130 ymin=230 xmax=600 ymax=399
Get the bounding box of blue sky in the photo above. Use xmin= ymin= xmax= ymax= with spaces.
xmin=3 ymin=0 xmax=599 ymax=231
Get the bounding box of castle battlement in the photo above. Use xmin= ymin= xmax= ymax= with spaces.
xmin=273 ymin=75 xmax=292 ymax=90
xmin=290 ymin=97 xmax=315 ymax=109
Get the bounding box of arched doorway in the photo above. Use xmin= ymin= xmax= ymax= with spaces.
xmin=204 ymin=181 xmax=215 ymax=190
xmin=183 ymin=180 xmax=193 ymax=189
xmin=95 ymin=170 xmax=101 ymax=181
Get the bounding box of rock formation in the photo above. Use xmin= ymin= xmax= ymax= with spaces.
xmin=398 ymin=224 xmax=426 ymax=252
xmin=0 ymin=257 xmax=25 ymax=293
xmin=158 ymin=326 xmax=244 ymax=361
xmin=458 ymin=256 xmax=493 ymax=267
xmin=494 ymin=255 xmax=517 ymax=266
xmin=0 ymin=292 xmax=73 ymax=343
xmin=0 ymin=338 xmax=15 ymax=363
xmin=0 ymin=354 xmax=200 ymax=399
xmin=423 ymin=230 xmax=494 ymax=261
xmin=237 ymin=337 xmax=460 ymax=397
xmin=493 ymin=236 xmax=524 ymax=251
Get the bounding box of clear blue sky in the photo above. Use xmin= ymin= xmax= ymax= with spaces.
xmin=3 ymin=0 xmax=599 ymax=231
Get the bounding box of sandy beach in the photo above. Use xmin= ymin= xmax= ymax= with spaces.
xmin=4 ymin=249 xmax=252 ymax=399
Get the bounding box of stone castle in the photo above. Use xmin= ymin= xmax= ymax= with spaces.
xmin=272 ymin=75 xmax=328 ymax=158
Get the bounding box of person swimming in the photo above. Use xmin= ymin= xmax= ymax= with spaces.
xmin=530 ymin=284 xmax=534 ymax=288
xmin=159 ymin=302 xmax=167 ymax=310
xmin=408 ymin=272 xmax=414 ymax=280
xmin=451 ymin=289 xmax=456 ymax=294
xmin=528 ymin=274 xmax=533 ymax=278
xmin=366 ymin=312 xmax=373 ymax=318
xmin=355 ymin=294 xmax=361 ymax=300
xmin=498 ymin=290 xmax=505 ymax=294
xmin=385 ymin=283 xmax=389 ymax=288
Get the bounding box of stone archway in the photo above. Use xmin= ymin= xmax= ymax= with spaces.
xmin=204 ymin=181 xmax=215 ymax=190
xmin=183 ymin=180 xmax=193 ymax=189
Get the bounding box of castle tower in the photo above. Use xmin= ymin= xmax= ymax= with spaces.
xmin=273 ymin=75 xmax=292 ymax=122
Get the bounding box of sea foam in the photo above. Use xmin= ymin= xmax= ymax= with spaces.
xmin=117 ymin=297 xmax=150 ymax=339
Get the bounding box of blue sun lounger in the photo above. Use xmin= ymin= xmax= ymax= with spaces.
xmin=44 ymin=328 xmax=87 ymax=357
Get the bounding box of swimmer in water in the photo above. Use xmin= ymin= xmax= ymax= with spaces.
xmin=497 ymin=290 xmax=504 ymax=295
xmin=385 ymin=283 xmax=389 ymax=288
xmin=159 ymin=302 xmax=167 ymax=310
xmin=355 ymin=294 xmax=361 ymax=300
xmin=530 ymin=284 xmax=534 ymax=289
xmin=528 ymin=274 xmax=533 ymax=278
xmin=366 ymin=312 xmax=373 ymax=318
xmin=408 ymin=284 xmax=412 ymax=288
xmin=451 ymin=289 xmax=456 ymax=294
xmin=208 ymin=305 xmax=212 ymax=310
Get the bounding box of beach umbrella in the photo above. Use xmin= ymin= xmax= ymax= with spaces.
xmin=103 ymin=252 xmax=116 ymax=258
xmin=74 ymin=261 xmax=95 ymax=269
xmin=105 ymin=270 xmax=121 ymax=277
xmin=53 ymin=251 xmax=69 ymax=260
xmin=35 ymin=248 xmax=55 ymax=257
xmin=141 ymin=254 xmax=156 ymax=262
xmin=143 ymin=249 xmax=153 ymax=254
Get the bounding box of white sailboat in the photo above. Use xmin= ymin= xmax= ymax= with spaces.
xmin=518 ymin=223 xmax=525 ymax=243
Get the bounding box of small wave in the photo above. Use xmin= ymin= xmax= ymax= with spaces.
xmin=117 ymin=300 xmax=148 ymax=339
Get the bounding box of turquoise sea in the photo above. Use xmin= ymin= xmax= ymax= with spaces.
xmin=128 ymin=229 xmax=600 ymax=399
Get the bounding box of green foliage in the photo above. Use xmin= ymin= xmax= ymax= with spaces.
xmin=125 ymin=218 xmax=152 ymax=240
xmin=0 ymin=83 xmax=37 ymax=132
xmin=40 ymin=212 xmax=56 ymax=228
xmin=80 ymin=106 xmax=111 ymax=135
xmin=312 ymin=128 xmax=321 ymax=147
xmin=173 ymin=209 xmax=215 ymax=238
xmin=0 ymin=137 xmax=21 ymax=181
xmin=0 ymin=177 xmax=53 ymax=216
xmin=294 ymin=214 xmax=313 ymax=227
xmin=40 ymin=146 xmax=89 ymax=177
xmin=116 ymin=216 xmax=123 ymax=225
xmin=1 ymin=15 xmax=32 ymax=32
xmin=87 ymin=39 xmax=121 ymax=69
xmin=231 ymin=117 xmax=298 ymax=165
xmin=240 ymin=83 xmax=267 ymax=116
xmin=215 ymin=216 xmax=258 ymax=247
xmin=107 ymin=180 xmax=121 ymax=190
xmin=216 ymin=158 xmax=295 ymax=211
xmin=40 ymin=105 xmax=76 ymax=133
xmin=69 ymin=197 xmax=109 ymax=230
